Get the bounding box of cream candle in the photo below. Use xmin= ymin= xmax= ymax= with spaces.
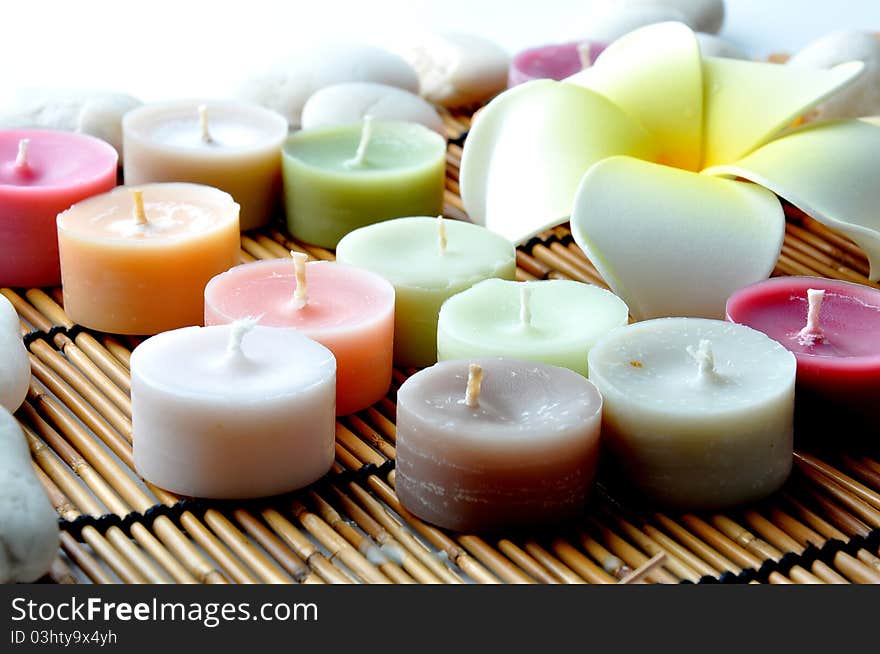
xmin=57 ymin=183 xmax=240 ymax=335
xmin=282 ymin=119 xmax=446 ymax=248
xmin=123 ymin=100 xmax=288 ymax=231
xmin=396 ymin=358 xmax=603 ymax=532
xmin=0 ymin=129 xmax=117 ymax=287
xmin=204 ymin=257 xmax=395 ymax=415
xmin=588 ymin=318 xmax=796 ymax=510
xmin=437 ymin=278 xmax=628 ymax=376
xmin=336 ymin=216 xmax=517 ymax=368
xmin=132 ymin=321 xmax=336 ymax=498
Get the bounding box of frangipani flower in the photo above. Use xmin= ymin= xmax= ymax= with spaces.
xmin=460 ymin=23 xmax=880 ymax=320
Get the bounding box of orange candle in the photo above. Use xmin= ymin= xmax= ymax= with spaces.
xmin=58 ymin=183 xmax=240 ymax=335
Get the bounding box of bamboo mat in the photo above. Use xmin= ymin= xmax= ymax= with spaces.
xmin=6 ymin=109 xmax=880 ymax=585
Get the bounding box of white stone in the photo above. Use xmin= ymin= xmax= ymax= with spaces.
xmin=787 ymin=31 xmax=880 ymax=120
xmin=301 ymin=82 xmax=445 ymax=135
xmin=0 ymin=90 xmax=141 ymax=158
xmin=696 ymin=33 xmax=747 ymax=59
xmin=400 ymin=33 xmax=510 ymax=108
xmin=587 ymin=0 xmax=724 ymax=40
xmin=0 ymin=295 xmax=29 ymax=414
xmin=0 ymin=407 xmax=59 ymax=583
xmin=238 ymin=44 xmax=419 ymax=129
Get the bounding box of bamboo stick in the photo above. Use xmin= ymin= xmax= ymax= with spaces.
xmin=576 ymin=530 xmax=632 ymax=579
xmin=796 ymin=467 xmax=880 ymax=529
xmin=588 ymin=521 xmax=678 ymax=584
xmin=523 ymin=543 xmax=588 ymax=584
xmin=202 ymin=510 xmax=292 ymax=584
xmin=496 ymin=540 xmax=559 ymax=584
xmin=550 ymin=539 xmax=617 ymax=584
xmin=652 ymin=513 xmax=740 ymax=574
xmin=619 ymin=552 xmax=667 ymax=584
xmin=457 ymin=535 xmax=535 ymax=584
xmin=605 ymin=516 xmax=701 ymax=582
xmin=231 ymin=509 xmax=322 ymax=584
xmin=795 ymin=452 xmax=880 ymax=511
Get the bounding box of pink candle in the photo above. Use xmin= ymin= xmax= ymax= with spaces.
xmin=508 ymin=41 xmax=606 ymax=87
xmin=0 ymin=129 xmax=117 ymax=287
xmin=204 ymin=257 xmax=395 ymax=415
xmin=726 ymin=276 xmax=880 ymax=425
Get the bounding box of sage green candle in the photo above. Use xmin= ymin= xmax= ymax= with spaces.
xmin=336 ymin=216 xmax=517 ymax=368
xmin=282 ymin=119 xmax=446 ymax=248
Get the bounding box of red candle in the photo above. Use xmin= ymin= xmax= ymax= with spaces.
xmin=726 ymin=276 xmax=880 ymax=425
xmin=508 ymin=41 xmax=606 ymax=87
xmin=0 ymin=129 xmax=117 ymax=287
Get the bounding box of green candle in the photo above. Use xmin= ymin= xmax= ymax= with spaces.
xmin=336 ymin=216 xmax=516 ymax=368
xmin=282 ymin=118 xmax=446 ymax=248
xmin=438 ymin=279 xmax=629 ymax=376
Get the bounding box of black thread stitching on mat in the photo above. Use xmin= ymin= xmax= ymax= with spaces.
xmin=448 ymin=131 xmax=468 ymax=148
xmin=23 ymin=325 xmax=86 ymax=348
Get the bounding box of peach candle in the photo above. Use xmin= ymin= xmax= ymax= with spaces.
xmin=58 ymin=183 xmax=240 ymax=335
xmin=204 ymin=256 xmax=395 ymax=415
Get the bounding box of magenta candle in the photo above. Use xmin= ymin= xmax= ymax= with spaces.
xmin=0 ymin=129 xmax=117 ymax=287
xmin=508 ymin=41 xmax=606 ymax=87
xmin=204 ymin=257 xmax=395 ymax=415
xmin=726 ymin=276 xmax=880 ymax=425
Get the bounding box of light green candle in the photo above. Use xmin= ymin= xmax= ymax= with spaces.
xmin=336 ymin=216 xmax=516 ymax=368
xmin=282 ymin=118 xmax=446 ymax=248
xmin=437 ymin=279 xmax=629 ymax=376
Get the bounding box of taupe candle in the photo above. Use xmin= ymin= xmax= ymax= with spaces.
xmin=395 ymin=358 xmax=603 ymax=533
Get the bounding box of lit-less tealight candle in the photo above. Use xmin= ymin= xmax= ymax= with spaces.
xmin=0 ymin=129 xmax=117 ymax=287
xmin=336 ymin=216 xmax=516 ymax=367
xmin=132 ymin=320 xmax=336 ymax=498
xmin=204 ymin=256 xmax=395 ymax=415
xmin=282 ymin=119 xmax=446 ymax=248
xmin=437 ymin=278 xmax=628 ymax=376
xmin=588 ymin=318 xmax=796 ymax=510
xmin=58 ymin=183 xmax=240 ymax=335
xmin=726 ymin=276 xmax=880 ymax=427
xmin=508 ymin=40 xmax=605 ymax=86
xmin=123 ymin=100 xmax=288 ymax=230
xmin=396 ymin=358 xmax=603 ymax=532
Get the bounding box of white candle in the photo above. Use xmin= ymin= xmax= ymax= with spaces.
xmin=132 ymin=321 xmax=336 ymax=498
xmin=587 ymin=318 xmax=796 ymax=509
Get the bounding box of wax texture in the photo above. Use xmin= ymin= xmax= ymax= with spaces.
xmin=58 ymin=183 xmax=240 ymax=335
xmin=396 ymin=358 xmax=602 ymax=532
xmin=508 ymin=41 xmax=605 ymax=87
xmin=0 ymin=129 xmax=117 ymax=287
xmin=437 ymin=278 xmax=628 ymax=376
xmin=588 ymin=318 xmax=796 ymax=510
xmin=336 ymin=217 xmax=517 ymax=368
xmin=132 ymin=324 xmax=336 ymax=498
xmin=205 ymin=259 xmax=395 ymax=415
xmin=123 ymin=100 xmax=288 ymax=231
xmin=282 ymin=121 xmax=446 ymax=248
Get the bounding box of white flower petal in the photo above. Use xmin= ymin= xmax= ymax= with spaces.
xmin=567 ymin=22 xmax=704 ymax=171
xmin=705 ymin=118 xmax=880 ymax=281
xmin=702 ymin=56 xmax=864 ymax=168
xmin=460 ymin=80 xmax=657 ymax=243
xmin=571 ymin=156 xmax=784 ymax=320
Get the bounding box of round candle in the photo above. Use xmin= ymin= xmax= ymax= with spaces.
xmin=437 ymin=278 xmax=628 ymax=376
xmin=132 ymin=321 xmax=336 ymax=498
xmin=588 ymin=318 xmax=796 ymax=510
xmin=396 ymin=358 xmax=603 ymax=532
xmin=336 ymin=216 xmax=517 ymax=368
xmin=508 ymin=40 xmax=605 ymax=86
xmin=204 ymin=257 xmax=395 ymax=415
xmin=0 ymin=129 xmax=117 ymax=287
xmin=123 ymin=100 xmax=288 ymax=231
xmin=282 ymin=119 xmax=446 ymax=248
xmin=58 ymin=183 xmax=240 ymax=335
xmin=726 ymin=276 xmax=880 ymax=425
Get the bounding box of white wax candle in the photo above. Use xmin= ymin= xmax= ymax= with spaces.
xmin=132 ymin=322 xmax=336 ymax=498
xmin=587 ymin=318 xmax=796 ymax=509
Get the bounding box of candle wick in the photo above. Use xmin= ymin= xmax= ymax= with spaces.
xmin=686 ymin=339 xmax=717 ymax=380
xmin=227 ymin=317 xmax=259 ymax=357
xmin=437 ymin=215 xmax=447 ymax=255
xmin=345 ymin=115 xmax=374 ymax=168
xmin=797 ymin=288 xmax=826 ymax=346
xmin=291 ymin=251 xmax=309 ymax=309
xmin=131 ymin=189 xmax=149 ymax=226
xmin=198 ymin=104 xmax=213 ymax=144
xmin=519 ymin=284 xmax=532 ymax=328
xmin=15 ymin=138 xmax=30 ymax=168
xmin=577 ymin=41 xmax=593 ymax=70
xmin=464 ymin=363 xmax=483 ymax=408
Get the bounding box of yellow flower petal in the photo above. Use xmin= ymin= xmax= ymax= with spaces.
xmin=571 ymin=156 xmax=783 ymax=320
xmin=702 ymin=57 xmax=863 ymax=168
xmin=704 ymin=119 xmax=880 ymax=281
xmin=567 ymin=22 xmax=703 ymax=171
xmin=460 ymin=80 xmax=657 ymax=243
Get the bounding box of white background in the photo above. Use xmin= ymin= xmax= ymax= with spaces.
xmin=1 ymin=0 xmax=878 ymax=103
